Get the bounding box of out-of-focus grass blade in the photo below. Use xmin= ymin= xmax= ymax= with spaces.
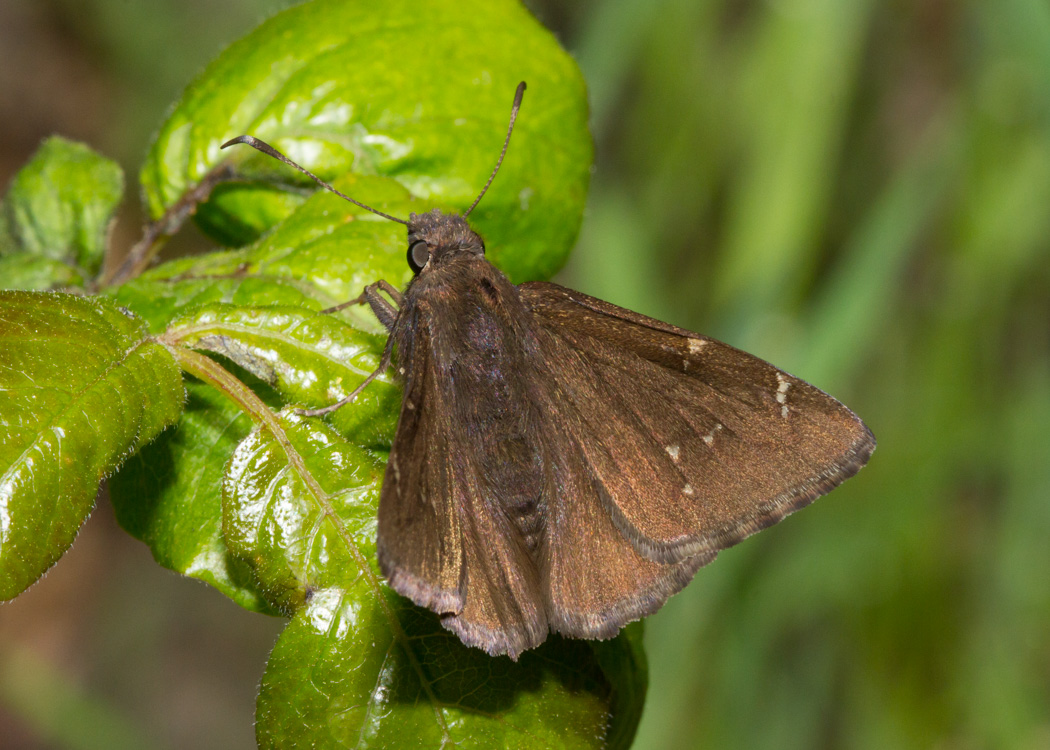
xmin=714 ymin=0 xmax=876 ymax=322
xmin=803 ymin=112 xmax=963 ymax=385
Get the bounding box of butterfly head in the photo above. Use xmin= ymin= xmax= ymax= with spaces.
xmin=405 ymin=209 xmax=485 ymax=275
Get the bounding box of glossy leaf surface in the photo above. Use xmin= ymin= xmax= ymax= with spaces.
xmin=140 ymin=0 xmax=592 ymax=283
xmin=0 ymin=291 xmax=183 ymax=599
xmin=169 ymin=303 xmax=399 ymax=447
xmin=108 ymin=380 xmax=271 ymax=612
xmin=221 ymin=411 xmax=383 ymax=612
xmin=108 ymin=176 xmax=414 ymax=604
xmin=257 ymin=588 xmax=620 ymax=749
xmin=112 ymin=174 xmax=415 ymax=334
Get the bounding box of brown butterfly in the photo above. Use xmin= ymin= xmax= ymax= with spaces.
xmin=223 ymin=82 xmax=875 ymax=660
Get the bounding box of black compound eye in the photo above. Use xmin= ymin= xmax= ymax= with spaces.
xmin=407 ymin=241 xmax=430 ymax=274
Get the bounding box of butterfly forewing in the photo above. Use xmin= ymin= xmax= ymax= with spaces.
xmin=377 ymin=331 xmax=465 ymax=614
xmin=521 ymin=282 xmax=876 ymax=563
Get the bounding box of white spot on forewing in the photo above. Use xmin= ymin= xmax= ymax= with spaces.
xmin=688 ymin=338 xmax=707 ymax=354
xmin=665 ymin=445 xmax=680 ymax=461
xmin=702 ymin=423 xmax=723 ymax=446
xmin=776 ymin=372 xmax=791 ymax=418
xmin=683 ymin=484 xmax=694 ymax=496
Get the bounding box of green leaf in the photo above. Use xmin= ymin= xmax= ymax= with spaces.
xmin=591 ymin=621 xmax=648 ymax=749
xmin=108 ymin=380 xmax=273 ymax=613
xmin=223 ymin=412 xmax=633 ymax=748
xmin=140 ymin=0 xmax=592 ymax=283
xmin=168 ymin=303 xmax=399 ymax=447
xmin=111 ymin=173 xmax=416 ymax=334
xmin=0 ymin=137 xmax=123 ymax=285
xmin=0 ymin=255 xmax=85 ymax=292
xmin=0 ymin=291 xmax=183 ymax=600
xmin=222 ymin=411 xmax=381 ymax=611
xmin=105 ymin=174 xmax=413 ymax=600
xmin=257 ymin=588 xmax=621 ymax=749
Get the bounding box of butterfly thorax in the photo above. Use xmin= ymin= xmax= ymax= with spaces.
xmin=392 ymin=252 xmax=549 ymax=555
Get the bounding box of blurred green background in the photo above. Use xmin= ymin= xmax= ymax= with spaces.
xmin=1 ymin=0 xmax=1049 ymax=748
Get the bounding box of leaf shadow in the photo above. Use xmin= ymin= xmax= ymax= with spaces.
xmin=391 ymin=603 xmax=612 ymax=716
xmin=108 ymin=375 xmax=279 ymax=614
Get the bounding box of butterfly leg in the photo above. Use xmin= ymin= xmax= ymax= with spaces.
xmin=296 ymin=333 xmax=395 ymax=417
xmin=321 ymin=279 xmax=403 ymax=325
xmin=298 ymin=281 xmax=402 ymax=417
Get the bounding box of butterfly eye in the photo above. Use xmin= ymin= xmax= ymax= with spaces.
xmin=408 ymin=241 xmax=430 ymax=274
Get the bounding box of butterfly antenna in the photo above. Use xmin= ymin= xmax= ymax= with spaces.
xmin=220 ymin=135 xmax=409 ymax=225
xmin=464 ymin=81 xmax=526 ymax=217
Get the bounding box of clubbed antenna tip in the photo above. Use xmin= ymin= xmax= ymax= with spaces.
xmin=464 ymin=81 xmax=526 ymax=217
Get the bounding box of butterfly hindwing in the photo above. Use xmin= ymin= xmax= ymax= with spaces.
xmin=233 ymin=90 xmax=875 ymax=660
xmin=538 ymin=434 xmax=716 ymax=639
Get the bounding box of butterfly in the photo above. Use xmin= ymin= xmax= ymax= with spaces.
xmin=223 ymin=82 xmax=875 ymax=659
